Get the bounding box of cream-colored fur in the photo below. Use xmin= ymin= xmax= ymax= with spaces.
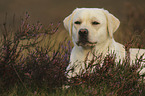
xmin=63 ymin=8 xmax=145 ymax=78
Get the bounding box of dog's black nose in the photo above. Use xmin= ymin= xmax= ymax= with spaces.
xmin=79 ymin=29 xmax=88 ymax=37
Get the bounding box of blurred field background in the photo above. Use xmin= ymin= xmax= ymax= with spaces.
xmin=0 ymin=0 xmax=145 ymax=47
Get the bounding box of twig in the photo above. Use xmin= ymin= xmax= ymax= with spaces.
xmin=11 ymin=63 xmax=29 ymax=92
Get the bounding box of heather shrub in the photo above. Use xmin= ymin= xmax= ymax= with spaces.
xmin=23 ymin=43 xmax=70 ymax=89
xmin=67 ymin=53 xmax=145 ymax=96
xmin=0 ymin=13 xmax=70 ymax=94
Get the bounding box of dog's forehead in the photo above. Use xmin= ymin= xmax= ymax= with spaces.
xmin=73 ymin=8 xmax=106 ymax=21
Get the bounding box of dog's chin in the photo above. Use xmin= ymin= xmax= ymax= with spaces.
xmin=76 ymin=41 xmax=97 ymax=48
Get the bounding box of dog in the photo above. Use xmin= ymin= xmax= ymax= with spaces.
xmin=63 ymin=8 xmax=145 ymax=78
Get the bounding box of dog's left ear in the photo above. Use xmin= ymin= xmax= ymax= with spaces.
xmin=103 ymin=10 xmax=120 ymax=38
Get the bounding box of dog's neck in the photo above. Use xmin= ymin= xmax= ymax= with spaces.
xmin=94 ymin=37 xmax=115 ymax=55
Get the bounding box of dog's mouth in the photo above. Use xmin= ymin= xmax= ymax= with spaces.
xmin=76 ymin=40 xmax=97 ymax=47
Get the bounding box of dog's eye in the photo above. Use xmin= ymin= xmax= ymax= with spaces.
xmin=74 ymin=21 xmax=81 ymax=24
xmin=92 ymin=21 xmax=100 ymax=25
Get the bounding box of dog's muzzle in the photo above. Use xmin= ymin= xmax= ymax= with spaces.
xmin=77 ymin=29 xmax=97 ymax=47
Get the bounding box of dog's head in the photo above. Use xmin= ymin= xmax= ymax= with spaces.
xmin=63 ymin=8 xmax=120 ymax=48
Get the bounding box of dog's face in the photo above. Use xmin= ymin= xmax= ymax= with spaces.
xmin=64 ymin=8 xmax=120 ymax=48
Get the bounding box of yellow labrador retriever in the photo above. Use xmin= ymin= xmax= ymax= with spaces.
xmin=63 ymin=8 xmax=145 ymax=78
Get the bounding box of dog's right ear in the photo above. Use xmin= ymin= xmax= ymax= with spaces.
xmin=63 ymin=14 xmax=73 ymax=36
xmin=63 ymin=8 xmax=78 ymax=36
